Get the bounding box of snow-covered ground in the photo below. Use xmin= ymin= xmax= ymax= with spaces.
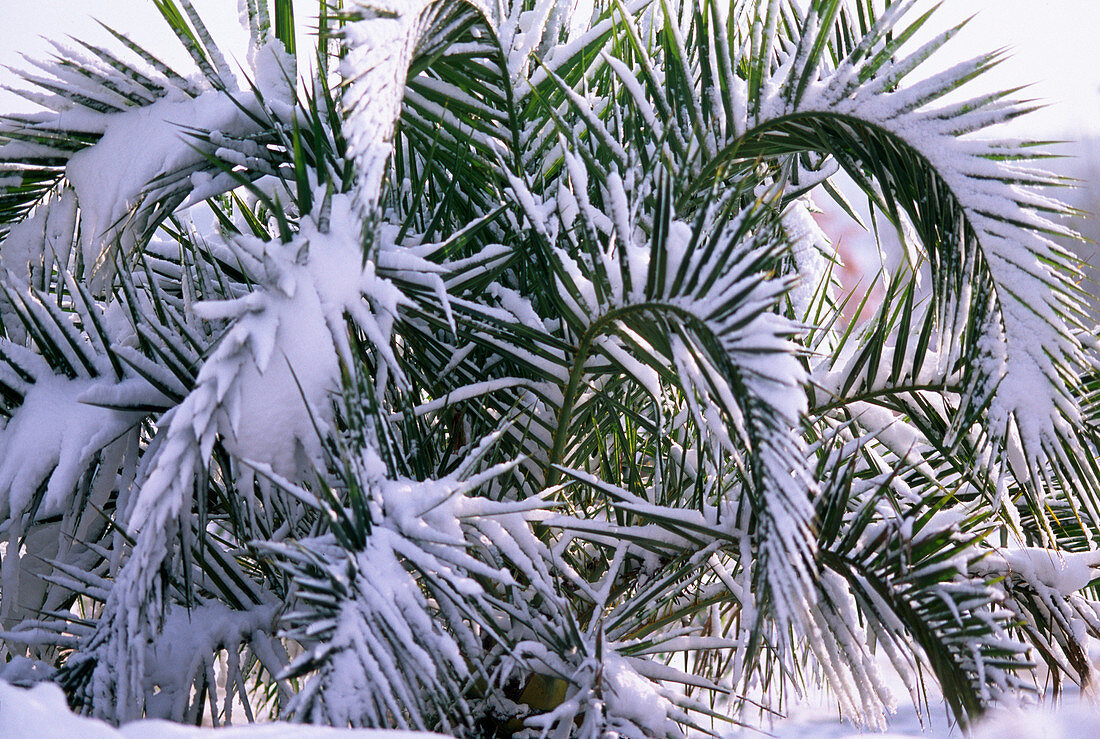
xmin=752 ymin=696 xmax=1100 ymax=739
xmin=4 ymin=676 xmax=1099 ymax=738
xmin=0 ymin=681 xmax=444 ymax=738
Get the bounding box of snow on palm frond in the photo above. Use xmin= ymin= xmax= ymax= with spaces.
xmin=0 ymin=250 xmax=159 ymax=634
xmin=729 ymin=1 xmax=1090 ymax=509
xmin=1 ymin=0 xmax=1099 ymax=735
xmin=72 ymin=190 xmax=432 ymax=720
xmin=506 ymin=151 xmax=819 ymax=634
xmin=977 ymin=547 xmax=1100 ymax=685
xmin=809 ymin=437 xmax=1036 ymax=723
xmin=787 ymin=6 xmax=1086 ymax=457
xmin=590 ymin=0 xmax=1088 ymax=482
xmin=340 ymin=0 xmax=501 ymax=219
xmin=0 ymin=2 xmax=297 ymax=286
xmin=260 ymin=366 xmax=561 ymax=732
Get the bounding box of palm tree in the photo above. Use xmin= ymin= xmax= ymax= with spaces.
xmin=1 ymin=0 xmax=1098 ymax=734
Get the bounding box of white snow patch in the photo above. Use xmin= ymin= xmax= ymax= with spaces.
xmin=0 ymin=680 xmax=444 ymax=738
xmin=983 ymin=547 xmax=1100 ymax=594
xmin=66 ymin=89 xmax=253 ymax=285
xmin=0 ymin=373 xmax=143 ymax=519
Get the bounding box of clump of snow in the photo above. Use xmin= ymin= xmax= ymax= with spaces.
xmin=143 ymin=601 xmax=280 ymax=721
xmin=0 ymin=211 xmax=47 ymax=285
xmin=981 ymin=547 xmax=1100 ymax=594
xmin=131 ymin=193 xmax=386 ymax=528
xmin=56 ymin=22 xmax=297 ymax=292
xmin=250 ymin=42 xmax=296 ymax=119
xmin=782 ymin=197 xmax=832 ymax=318
xmin=66 ymin=89 xmax=253 ymax=286
xmin=600 ymin=655 xmax=683 ymax=736
xmin=0 ymin=372 xmax=144 ymax=520
xmin=0 ymin=681 xmax=119 ymax=739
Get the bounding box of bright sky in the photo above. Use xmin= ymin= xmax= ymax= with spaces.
xmin=905 ymin=0 xmax=1100 ymax=138
xmin=0 ymin=0 xmax=1097 ymax=137
xmin=0 ymin=0 xmax=314 ymax=108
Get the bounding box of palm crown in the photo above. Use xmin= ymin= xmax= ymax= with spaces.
xmin=0 ymin=0 xmax=1098 ymax=735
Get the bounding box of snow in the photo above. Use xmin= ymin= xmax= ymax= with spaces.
xmin=0 ymin=187 xmax=78 ymax=288
xmin=340 ymin=0 xmax=494 ymax=213
xmin=0 ymin=681 xmax=444 ymax=738
xmin=600 ymin=655 xmax=682 ymax=735
xmin=143 ymin=601 xmax=281 ymax=722
xmin=5 ymin=675 xmax=1100 ymax=738
xmin=66 ymin=89 xmax=254 ymax=286
xmin=973 ymin=698 xmax=1100 ymax=739
xmin=131 ymin=192 xmax=389 ymax=527
xmin=982 ymin=548 xmax=1100 ymax=595
xmin=736 ymin=689 xmax=1100 ymax=739
xmin=0 ymin=372 xmax=144 ymax=520
xmin=782 ymin=197 xmax=832 ymax=318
